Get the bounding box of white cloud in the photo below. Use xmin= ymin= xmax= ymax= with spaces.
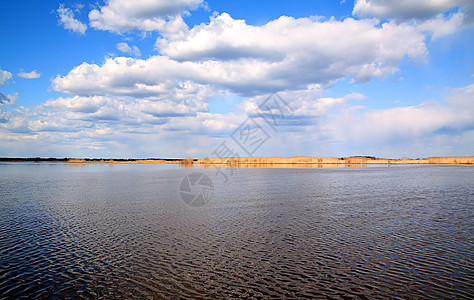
xmin=96 ymin=0 xmax=203 ymax=19
xmin=54 ymin=14 xmax=427 ymax=97
xmin=74 ymin=3 xmax=85 ymax=13
xmin=452 ymin=83 xmax=474 ymax=94
xmin=7 ymin=93 xmax=18 ymax=106
xmin=417 ymin=12 xmax=465 ymax=40
xmin=5 ymin=6 xmax=472 ymax=158
xmin=353 ymin=0 xmax=472 ymax=20
xmin=324 ymin=85 xmax=474 ymax=150
xmin=2 ymin=83 xmax=473 ymax=158
xmin=243 ymin=87 xmax=365 ymax=120
xmin=57 ymin=4 xmax=87 ymax=34
xmin=236 ymin=83 xmax=474 ymax=157
xmin=43 ymin=95 xmax=123 ymax=115
xmin=43 ymin=94 xmax=209 ymax=122
xmin=0 ymin=92 xmax=18 ymax=106
xmin=0 ymin=92 xmax=216 ymax=157
xmin=116 ymin=42 xmax=142 ymax=56
xmin=352 ymin=0 xmax=469 ymax=40
xmin=52 ymin=57 xmax=220 ymax=103
xmin=159 ymin=13 xmax=426 ymax=65
xmin=137 ymin=98 xmax=207 ymax=117
xmin=0 ymin=68 xmax=12 ymax=87
xmin=17 ymin=70 xmax=41 ymax=79
xmin=89 ymin=0 xmax=203 ymax=34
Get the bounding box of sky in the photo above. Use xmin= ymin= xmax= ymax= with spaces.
xmin=0 ymin=0 xmax=473 ymax=159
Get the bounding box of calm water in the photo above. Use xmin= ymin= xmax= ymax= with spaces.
xmin=0 ymin=163 xmax=473 ymax=298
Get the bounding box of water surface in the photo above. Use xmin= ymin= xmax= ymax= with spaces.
xmin=0 ymin=163 xmax=473 ymax=298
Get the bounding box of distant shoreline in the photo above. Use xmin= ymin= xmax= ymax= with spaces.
xmin=0 ymin=157 xmax=189 ymax=164
xmin=1 ymin=156 xmax=473 ymax=165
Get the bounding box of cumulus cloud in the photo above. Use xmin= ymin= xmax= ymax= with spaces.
xmin=52 ymin=58 xmax=218 ymax=103
xmin=4 ymin=4 xmax=471 ymax=158
xmin=89 ymin=0 xmax=203 ymax=34
xmin=334 ymin=101 xmax=471 ymax=143
xmin=353 ymin=0 xmax=472 ymax=20
xmin=321 ymin=85 xmax=474 ymax=153
xmin=0 ymin=68 xmax=12 ymax=87
xmin=57 ymin=4 xmax=87 ymax=34
xmin=116 ymin=42 xmax=142 ymax=56
xmin=0 ymin=92 xmax=18 ymax=106
xmin=236 ymin=83 xmax=474 ymax=156
xmin=417 ymin=12 xmax=465 ymax=40
xmin=54 ymin=14 xmax=427 ymax=97
xmin=43 ymin=95 xmax=124 ymax=115
xmin=260 ymin=84 xmax=473 ymax=156
xmin=352 ymin=0 xmax=471 ymax=40
xmin=0 ymin=92 xmax=216 ymax=157
xmin=158 ymin=13 xmax=427 ymax=66
xmin=17 ymin=70 xmax=41 ymax=79
xmin=43 ymin=93 xmax=209 ymax=121
xmin=2 ymin=83 xmax=473 ymax=158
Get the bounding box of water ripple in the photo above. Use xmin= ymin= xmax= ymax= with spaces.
xmin=0 ymin=164 xmax=473 ymax=298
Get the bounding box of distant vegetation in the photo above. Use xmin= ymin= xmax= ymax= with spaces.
xmin=0 ymin=157 xmax=194 ymax=163
xmin=1 ymin=156 xmax=472 ymax=165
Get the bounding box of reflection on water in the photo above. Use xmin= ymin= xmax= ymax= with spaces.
xmin=0 ymin=163 xmax=473 ymax=298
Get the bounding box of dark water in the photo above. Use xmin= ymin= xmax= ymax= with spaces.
xmin=0 ymin=163 xmax=473 ymax=299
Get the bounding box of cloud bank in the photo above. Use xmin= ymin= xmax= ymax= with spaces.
xmin=54 ymin=14 xmax=427 ymax=98
xmin=89 ymin=0 xmax=203 ymax=34
xmin=1 ymin=1 xmax=473 ymax=158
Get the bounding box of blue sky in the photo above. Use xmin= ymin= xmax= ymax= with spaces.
xmin=0 ymin=0 xmax=473 ymax=158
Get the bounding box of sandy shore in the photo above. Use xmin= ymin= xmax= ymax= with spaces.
xmin=197 ymin=156 xmax=474 ymax=166
xmin=1 ymin=156 xmax=473 ymax=166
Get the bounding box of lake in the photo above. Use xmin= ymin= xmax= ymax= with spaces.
xmin=0 ymin=163 xmax=472 ymax=298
